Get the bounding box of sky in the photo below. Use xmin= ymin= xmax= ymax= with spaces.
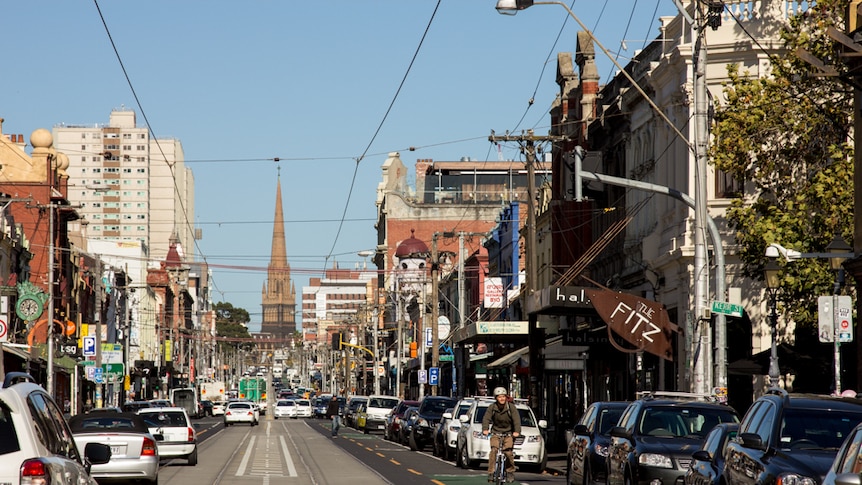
xmin=0 ymin=1 xmax=679 ymax=330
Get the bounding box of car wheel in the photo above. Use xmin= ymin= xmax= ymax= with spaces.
xmin=408 ymin=433 xmax=419 ymax=451
xmin=456 ymin=442 xmax=467 ymax=468
xmin=363 ymin=425 xmax=369 ymax=434
xmin=432 ymin=439 xmax=441 ymax=456
xmin=187 ymin=448 xmax=198 ymax=466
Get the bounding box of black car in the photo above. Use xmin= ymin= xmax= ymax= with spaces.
xmin=409 ymin=395 xmax=458 ymax=451
xmin=567 ymin=401 xmax=627 ymax=485
xmin=725 ymin=388 xmax=862 ymax=485
xmin=606 ymin=393 xmax=739 ymax=485
xmin=385 ymin=400 xmax=419 ymax=441
xmin=345 ymin=396 xmax=368 ymax=428
xmin=683 ymin=423 xmax=738 ymax=485
xmin=399 ymin=407 xmax=421 ymax=445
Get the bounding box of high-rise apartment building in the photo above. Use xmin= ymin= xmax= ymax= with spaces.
xmin=53 ymin=108 xmax=195 ymax=262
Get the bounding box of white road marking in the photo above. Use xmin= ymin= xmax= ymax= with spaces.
xmin=236 ymin=435 xmax=256 ymax=476
xmin=279 ymin=435 xmax=298 ymax=477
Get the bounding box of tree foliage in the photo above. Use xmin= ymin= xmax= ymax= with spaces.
xmin=709 ymin=0 xmax=854 ymax=331
xmin=214 ymin=301 xmax=254 ymax=351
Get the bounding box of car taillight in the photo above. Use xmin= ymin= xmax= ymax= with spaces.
xmin=187 ymin=427 xmax=195 ymax=442
xmin=142 ymin=437 xmax=157 ymax=456
xmin=248 ymin=411 xmax=254 ymax=416
xmin=21 ymin=458 xmax=50 ymax=484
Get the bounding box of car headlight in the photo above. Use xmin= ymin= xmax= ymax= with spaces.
xmin=526 ymin=435 xmax=541 ymax=443
xmin=449 ymin=425 xmax=460 ymax=432
xmin=595 ymin=443 xmax=609 ymax=457
xmin=638 ymin=453 xmax=673 ymax=468
xmin=418 ymin=418 xmax=429 ymax=428
xmin=777 ymin=473 xmax=818 ymax=485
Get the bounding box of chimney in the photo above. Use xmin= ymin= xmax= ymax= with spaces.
xmin=415 ymin=159 xmax=433 ymax=202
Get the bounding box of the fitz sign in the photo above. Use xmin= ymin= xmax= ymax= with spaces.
xmin=586 ymin=289 xmax=679 ymax=361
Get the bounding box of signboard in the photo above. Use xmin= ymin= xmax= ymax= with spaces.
xmin=484 ymin=277 xmax=505 ymax=308
xmin=429 ymin=367 xmax=440 ymax=386
xmin=439 ymin=354 xmax=454 ymax=362
xmin=93 ymin=367 xmax=104 ymax=384
xmin=425 ymin=328 xmax=433 ymax=348
xmin=711 ymin=301 xmax=744 ymax=318
xmin=476 ymin=321 xmax=528 ymax=335
xmin=418 ymin=369 xmax=427 ymax=384
xmin=586 ymin=289 xmax=679 ymax=361
xmin=102 ymin=363 xmax=124 ymax=379
xmin=83 ymin=337 xmax=96 ymax=357
xmin=819 ymin=296 xmax=854 ymax=343
xmin=0 ymin=318 xmax=6 ymax=343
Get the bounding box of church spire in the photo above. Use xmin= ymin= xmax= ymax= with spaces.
xmin=269 ymin=173 xmax=288 ymax=269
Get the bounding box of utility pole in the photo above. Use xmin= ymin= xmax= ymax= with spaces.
xmin=46 ymin=203 xmax=55 ymax=397
xmin=430 ymin=234 xmax=439 ymax=396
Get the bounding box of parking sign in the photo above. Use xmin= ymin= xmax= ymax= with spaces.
xmin=418 ymin=369 xmax=427 ymax=384
xmin=429 ymin=367 xmax=440 ymax=386
xmin=83 ymin=336 xmax=96 ymax=356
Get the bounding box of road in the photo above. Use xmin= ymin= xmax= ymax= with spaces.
xmin=154 ymin=415 xmax=566 ymax=485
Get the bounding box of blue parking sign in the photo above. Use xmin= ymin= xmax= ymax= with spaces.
xmin=83 ymin=337 xmax=96 ymax=357
xmin=429 ymin=367 xmax=440 ymax=386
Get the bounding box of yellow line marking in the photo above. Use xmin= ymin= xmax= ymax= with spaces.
xmin=431 ymin=480 xmax=446 ymax=485
xmin=365 ymin=447 xmax=373 ymax=451
xmin=407 ymin=468 xmax=422 ymax=475
xmin=376 ymin=452 xmax=385 ymax=458
xmin=390 ymin=459 xmax=400 ymax=465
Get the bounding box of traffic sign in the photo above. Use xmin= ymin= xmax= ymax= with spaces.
xmin=83 ymin=337 xmax=96 ymax=356
xmin=439 ymin=354 xmax=454 ymax=362
xmin=819 ymin=296 xmax=854 ymax=343
xmin=418 ymin=369 xmax=428 ymax=384
xmin=711 ymin=301 xmax=744 ymax=318
xmin=425 ymin=327 xmax=433 ymax=348
xmin=0 ymin=318 xmax=6 ymax=342
xmin=93 ymin=367 xmax=104 ymax=384
xmin=429 ymin=367 xmax=440 ymax=386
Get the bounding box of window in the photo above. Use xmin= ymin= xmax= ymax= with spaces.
xmin=123 ymin=145 xmax=131 ymax=151
xmin=123 ymin=133 xmax=131 ymax=139
xmin=93 ymin=168 xmax=101 ymax=173
xmin=137 ymin=214 xmax=146 ymax=220
xmin=81 ymin=133 xmax=86 ymax=139
xmin=715 ymin=169 xmax=742 ymax=198
xmin=137 ymin=168 xmax=146 ymax=173
xmin=139 ymin=134 xmax=146 ymax=139
xmin=123 ymin=168 xmax=132 ymax=173
xmin=92 ymin=203 xmax=101 ymax=208
xmin=0 ymin=402 xmax=21 ymax=455
xmin=137 ymin=145 xmax=146 ymax=150
xmin=81 ymin=145 xmax=86 ymax=151
xmin=137 ymin=226 xmax=146 ymax=231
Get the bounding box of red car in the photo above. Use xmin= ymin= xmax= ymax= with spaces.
xmin=384 ymin=400 xmax=418 ymax=442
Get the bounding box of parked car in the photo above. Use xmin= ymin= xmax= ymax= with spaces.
xmin=725 ymin=388 xmax=862 ymax=485
xmin=0 ymin=372 xmax=111 ymax=485
xmin=68 ymin=412 xmax=160 ymax=485
xmin=294 ymin=399 xmax=313 ymax=418
xmin=87 ymin=406 xmax=122 ymax=414
xmin=211 ymin=401 xmax=226 ymax=416
xmin=385 ymin=399 xmax=419 ymax=441
xmin=566 ymin=401 xmax=627 ymax=485
xmin=398 ymin=407 xmax=421 ymax=445
xmin=434 ymin=398 xmax=475 ymax=460
xmin=456 ymin=397 xmax=548 ymax=472
xmin=225 ymin=401 xmax=260 ymax=425
xmin=148 ymin=399 xmax=173 ymax=408
xmin=362 ymin=395 xmax=400 ymax=434
xmin=355 ymin=403 xmax=368 ymax=430
xmin=606 ymin=392 xmax=740 ymax=485
xmin=137 ymin=407 xmax=198 ymax=465
xmin=345 ymin=396 xmax=369 ymax=428
xmin=823 ymin=421 xmax=862 ymax=485
xmin=683 ymin=423 xmax=738 ymax=485
xmin=409 ymin=395 xmax=458 ymax=451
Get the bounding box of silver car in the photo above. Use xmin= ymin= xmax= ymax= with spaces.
xmin=137 ymin=407 xmax=197 ymax=465
xmin=68 ymin=412 xmax=159 ymax=485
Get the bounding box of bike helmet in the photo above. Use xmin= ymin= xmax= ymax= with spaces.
xmin=493 ymin=387 xmax=507 ymax=397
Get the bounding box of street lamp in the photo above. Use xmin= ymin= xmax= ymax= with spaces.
xmin=827 ymin=234 xmax=851 ymax=393
xmin=763 ymin=260 xmax=781 ymax=385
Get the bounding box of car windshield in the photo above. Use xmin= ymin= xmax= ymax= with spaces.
xmin=420 ymin=399 xmax=456 ymax=415
xmin=369 ymin=398 xmax=399 ymax=408
xmin=297 ymin=400 xmax=310 ymax=406
xmin=140 ymin=411 xmax=188 ymax=427
xmin=231 ymin=403 xmax=252 ymax=409
xmin=69 ymin=415 xmax=147 ymax=433
xmin=598 ymin=408 xmax=625 ymax=435
xmin=473 ymin=405 xmax=537 ymax=427
xmin=779 ymin=409 xmax=862 ymax=450
xmin=639 ymin=406 xmax=738 ymax=438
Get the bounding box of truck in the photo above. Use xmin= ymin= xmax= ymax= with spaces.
xmin=199 ymin=380 xmax=226 ymax=403
xmin=170 ymin=387 xmax=201 ymax=418
xmin=239 ymin=376 xmax=268 ymax=414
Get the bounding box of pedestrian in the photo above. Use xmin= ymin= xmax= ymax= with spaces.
xmin=482 ymin=387 xmax=521 ymax=483
xmin=326 ymin=396 xmax=341 ymax=437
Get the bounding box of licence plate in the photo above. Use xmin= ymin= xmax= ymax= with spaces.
xmin=110 ymin=445 xmax=126 ymax=455
xmin=378 ymin=425 xmax=385 ymax=429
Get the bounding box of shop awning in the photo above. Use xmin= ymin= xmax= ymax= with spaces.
xmin=487 ymin=346 xmax=529 ymax=369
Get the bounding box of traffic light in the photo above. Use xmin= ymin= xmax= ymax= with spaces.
xmin=409 ymin=341 xmax=418 ymax=358
xmin=331 ymin=332 xmax=342 ymax=350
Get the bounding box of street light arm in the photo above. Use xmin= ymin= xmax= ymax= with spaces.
xmin=766 ymin=243 xmax=853 ymax=262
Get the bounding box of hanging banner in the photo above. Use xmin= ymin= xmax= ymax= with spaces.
xmin=586 ymin=289 xmax=679 ymax=361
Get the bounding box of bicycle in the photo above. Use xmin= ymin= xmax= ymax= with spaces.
xmin=489 ymin=432 xmax=512 ymax=484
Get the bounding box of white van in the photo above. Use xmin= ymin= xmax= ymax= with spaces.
xmin=362 ymin=395 xmax=401 ymax=434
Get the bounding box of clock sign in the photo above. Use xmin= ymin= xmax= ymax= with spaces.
xmin=14 ymin=281 xmax=48 ymax=322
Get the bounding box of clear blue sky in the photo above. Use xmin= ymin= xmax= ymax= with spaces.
xmin=0 ymin=1 xmax=678 ymax=330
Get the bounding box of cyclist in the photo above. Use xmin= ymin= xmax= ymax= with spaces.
xmin=482 ymin=387 xmax=521 ymax=483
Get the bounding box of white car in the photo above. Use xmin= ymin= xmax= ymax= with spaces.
xmin=273 ymin=399 xmax=297 ymax=419
xmin=211 ymin=401 xmax=226 ymax=416
xmin=137 ymin=407 xmax=198 ymax=465
xmin=224 ymin=401 xmax=259 ymax=426
xmin=455 ymin=398 xmax=547 ymax=472
xmin=0 ymin=372 xmax=111 ymax=485
xmin=294 ymin=399 xmax=313 ymax=418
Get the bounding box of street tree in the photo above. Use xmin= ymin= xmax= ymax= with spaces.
xmin=710 ymin=0 xmax=855 ymax=334
xmin=214 ymin=301 xmax=254 ymax=352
